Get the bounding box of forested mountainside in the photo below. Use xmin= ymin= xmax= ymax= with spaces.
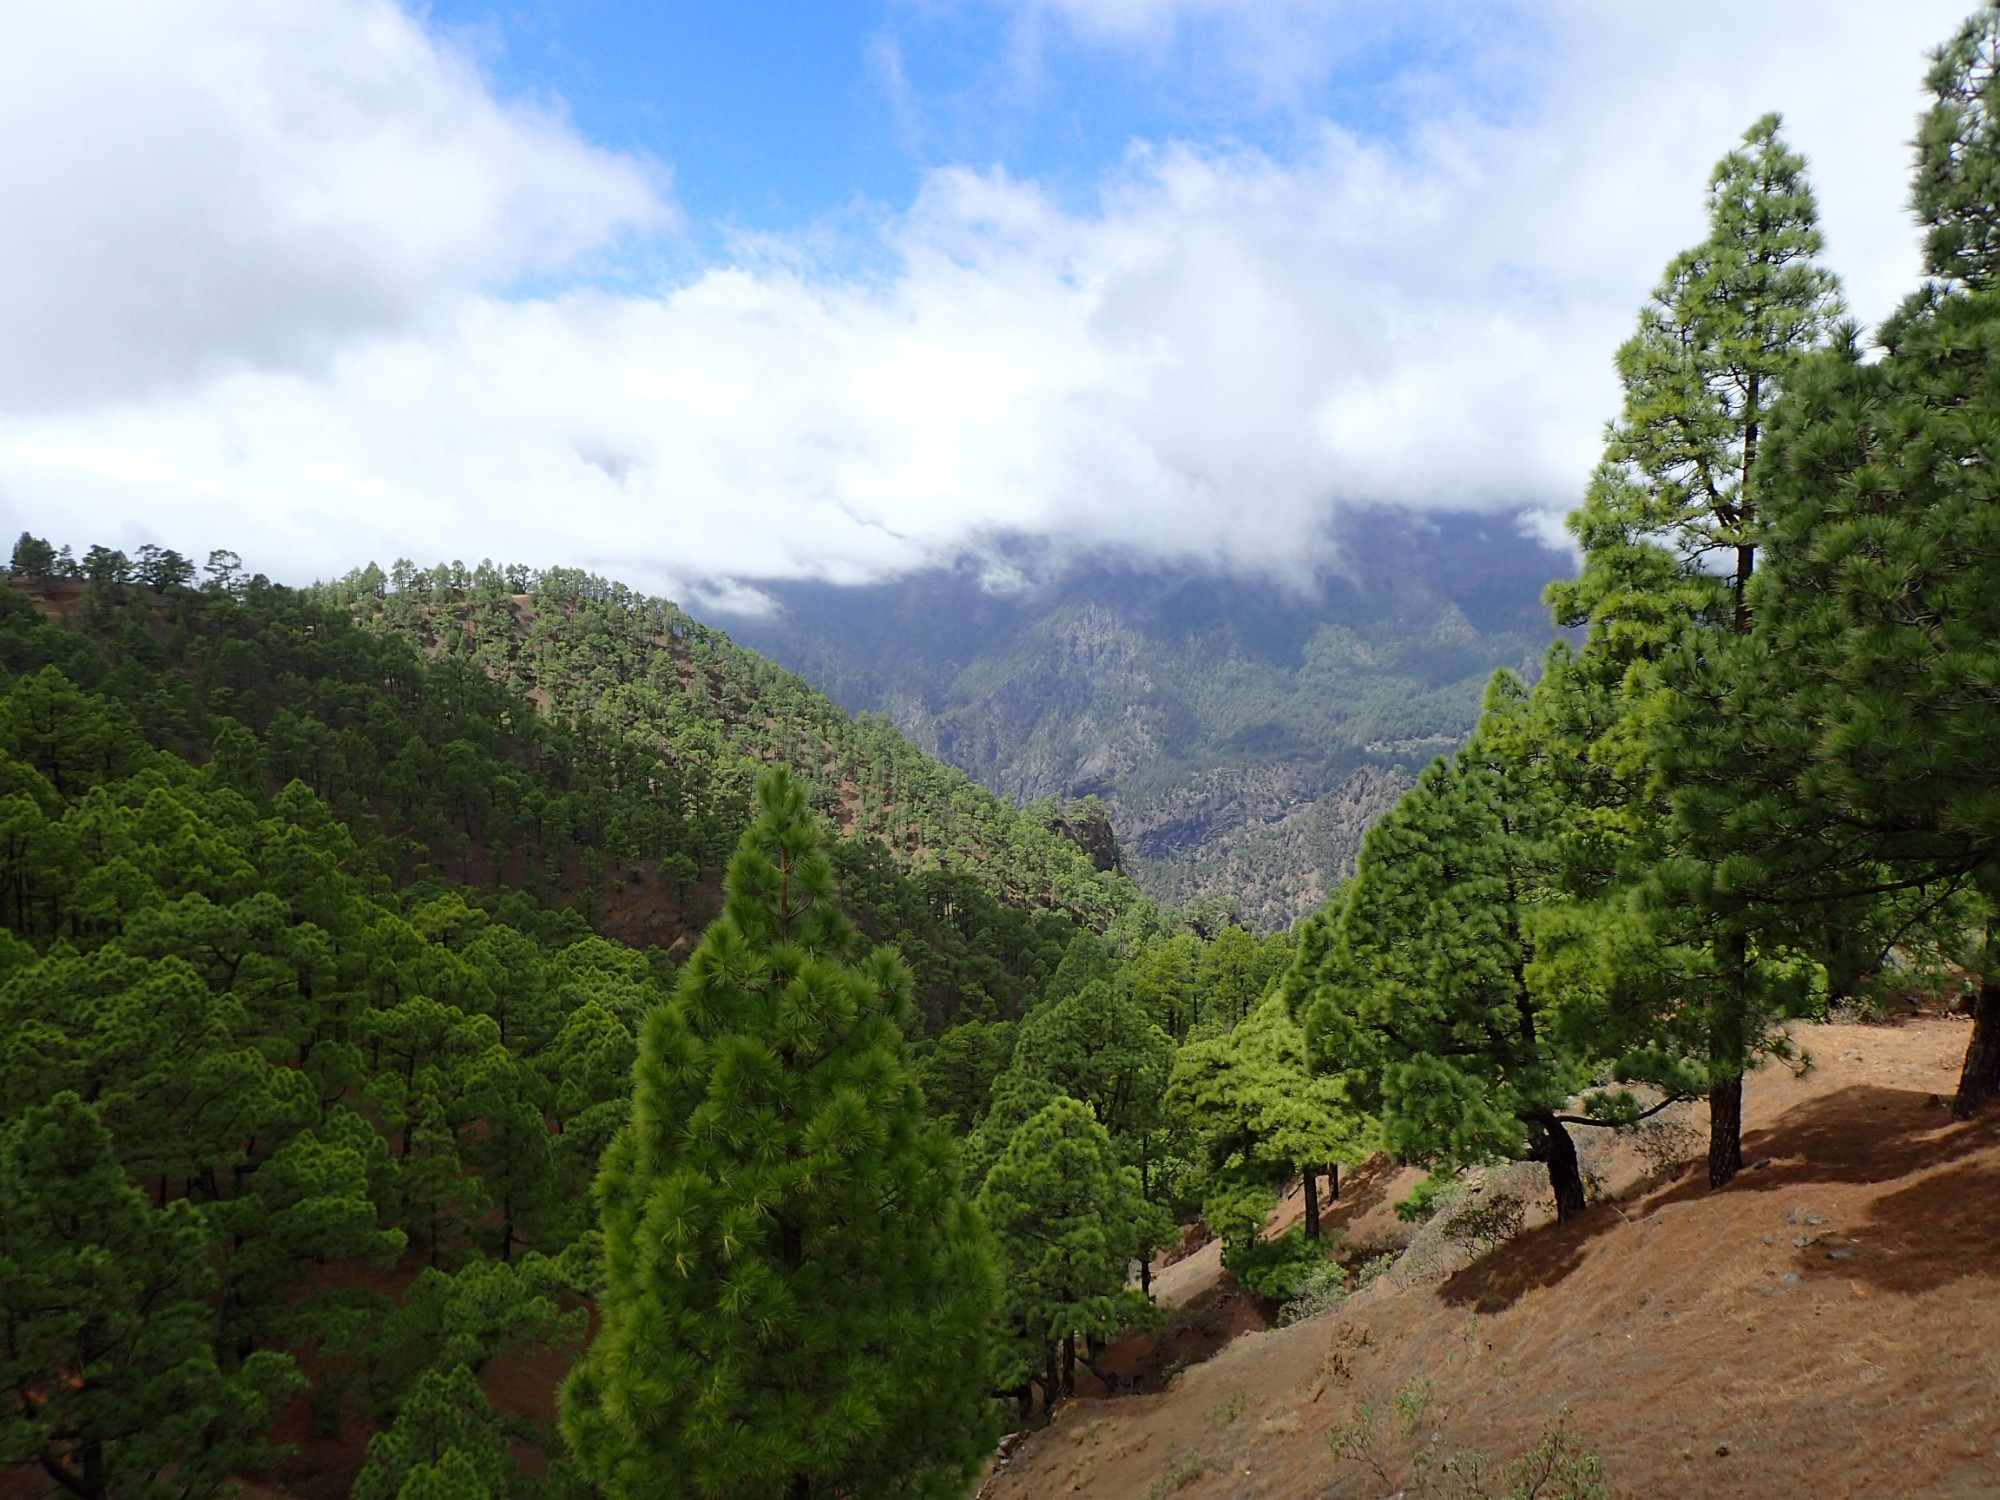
xmin=721 ymin=508 xmax=1570 ymax=928
xmin=306 ymin=559 xmax=1157 ymax=1021
xmin=0 ymin=546 xmax=1300 ymax=1497
xmin=3 ymin=563 xmax=1131 ymax=1034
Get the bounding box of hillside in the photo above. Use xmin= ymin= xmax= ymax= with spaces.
xmin=720 ymin=509 xmax=1571 ymax=928
xmin=984 ymin=1015 xmax=2000 ymax=1500
xmin=0 ymin=555 xmax=1222 ymax=1500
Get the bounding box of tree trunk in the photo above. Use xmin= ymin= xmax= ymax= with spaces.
xmin=1328 ymin=1162 xmax=1339 ymax=1201
xmin=1302 ymin=1167 xmax=1320 ymax=1241
xmin=1708 ymin=1075 xmax=1744 ymax=1188
xmin=789 ymin=1474 xmax=810 ymax=1500
xmin=1709 ymin=933 xmax=1749 ymax=1189
xmin=1537 ymin=1116 xmax=1588 ymax=1223
xmin=1062 ymin=1332 xmax=1076 ymax=1398
xmin=1139 ymin=1149 xmax=1154 ymax=1298
xmin=1953 ymin=969 xmax=2000 ymax=1119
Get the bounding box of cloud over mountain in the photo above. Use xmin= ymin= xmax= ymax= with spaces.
xmin=0 ymin=1 xmax=1965 ymax=594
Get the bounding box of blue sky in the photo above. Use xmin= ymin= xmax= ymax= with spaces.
xmin=0 ymin=1 xmax=1974 ymax=596
xmin=423 ymin=0 xmax=1543 ymax=245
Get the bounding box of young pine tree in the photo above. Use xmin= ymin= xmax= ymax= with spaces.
xmin=1170 ymin=991 xmax=1371 ymax=1246
xmin=1296 ymin=677 xmax=1604 ymax=1223
xmin=975 ymin=1098 xmax=1168 ymax=1413
xmin=560 ymin=768 xmax=1000 ymax=1500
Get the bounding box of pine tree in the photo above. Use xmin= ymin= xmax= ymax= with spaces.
xmin=1295 ymin=677 xmax=1618 ymax=1223
xmin=1915 ymin=3 xmax=2000 ymax=290
xmin=352 ymin=1364 xmax=519 ymax=1500
xmin=975 ymin=1098 xmax=1167 ymax=1413
xmin=1751 ymin=289 xmax=2000 ymax=1112
xmin=1546 ymin=114 xmax=1842 ymax=1186
xmin=8 ymin=533 xmax=55 ymax=578
xmin=1171 ymin=992 xmax=1370 ymax=1245
xmin=987 ymin=977 xmax=1178 ymax=1292
xmin=560 ymin=768 xmax=1000 ymax=1500
xmin=0 ymin=1092 xmax=300 ymax=1498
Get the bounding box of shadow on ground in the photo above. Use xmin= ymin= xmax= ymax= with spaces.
xmin=1438 ymin=1085 xmax=1999 ymax=1312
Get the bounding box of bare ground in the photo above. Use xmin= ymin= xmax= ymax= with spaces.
xmin=984 ymin=1016 xmax=2000 ymax=1500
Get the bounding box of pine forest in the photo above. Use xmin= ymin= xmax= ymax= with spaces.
xmin=7 ymin=8 xmax=2000 ymax=1500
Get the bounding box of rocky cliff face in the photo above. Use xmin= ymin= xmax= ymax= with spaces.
xmin=721 ymin=509 xmax=1571 ymax=928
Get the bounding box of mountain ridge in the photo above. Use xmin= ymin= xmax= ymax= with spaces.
xmin=721 ymin=509 xmax=1573 ymax=927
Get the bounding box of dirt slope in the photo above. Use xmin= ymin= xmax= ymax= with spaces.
xmin=985 ymin=1016 xmax=2000 ymax=1500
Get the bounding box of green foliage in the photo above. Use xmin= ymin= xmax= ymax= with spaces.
xmin=1915 ymin=3 xmax=2000 ymax=289
xmin=913 ymin=1018 xmax=1017 ymax=1134
xmin=1537 ymin=112 xmax=1845 ymax=1184
xmin=1749 ymin=271 xmax=2000 ymax=1110
xmin=1170 ymin=988 xmax=1369 ymax=1269
xmin=0 ymin=1092 xmax=302 ymax=1499
xmin=561 ymin=768 xmax=1000 ymax=1499
xmin=976 ymin=1098 xmax=1169 ymax=1400
xmin=1224 ymin=1227 xmax=1328 ymax=1301
xmin=352 ymin=1364 xmax=523 ymax=1500
xmin=1295 ymin=677 xmax=1601 ymax=1220
xmin=324 ymin=562 xmax=1145 ymax=1024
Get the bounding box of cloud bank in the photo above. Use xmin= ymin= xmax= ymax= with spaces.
xmin=0 ymin=0 xmax=1972 ymax=596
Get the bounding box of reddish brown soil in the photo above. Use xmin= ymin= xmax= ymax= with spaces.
xmin=985 ymin=1016 xmax=2000 ymax=1500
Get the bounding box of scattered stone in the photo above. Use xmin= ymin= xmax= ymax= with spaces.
xmin=1780 ymin=1272 xmax=1802 ymax=1285
xmin=1761 ymin=1234 xmax=1775 ymax=1246
xmin=1716 ymin=1445 xmax=1731 ymax=1457
xmin=1794 ymin=1235 xmax=1819 ymax=1248
xmin=1828 ymin=1249 xmax=1858 ymax=1261
xmin=1752 ymin=1157 xmax=1774 ymax=1170
xmin=1805 ymin=1214 xmax=1829 ymax=1227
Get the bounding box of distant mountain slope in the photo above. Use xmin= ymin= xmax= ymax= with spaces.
xmin=722 ymin=510 xmax=1573 ymax=928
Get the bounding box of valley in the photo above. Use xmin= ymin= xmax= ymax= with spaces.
xmin=723 ymin=508 xmax=1569 ymax=928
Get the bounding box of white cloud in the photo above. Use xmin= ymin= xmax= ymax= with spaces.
xmin=0 ymin=0 xmax=1974 ymax=593
xmin=0 ymin=0 xmax=666 ymax=410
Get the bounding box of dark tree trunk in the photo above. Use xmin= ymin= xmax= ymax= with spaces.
xmin=1708 ymin=1075 xmax=1744 ymax=1188
xmin=1709 ymin=933 xmax=1749 ymax=1189
xmin=1302 ymin=1167 xmax=1320 ymax=1241
xmin=1328 ymin=1162 xmax=1339 ymax=1201
xmin=1953 ymin=970 xmax=2000 ymax=1119
xmin=1062 ymin=1332 xmax=1076 ymax=1398
xmin=1139 ymin=1150 xmax=1154 ymax=1298
xmin=1536 ymin=1116 xmax=1588 ymax=1223
xmin=789 ymin=1474 xmax=810 ymax=1500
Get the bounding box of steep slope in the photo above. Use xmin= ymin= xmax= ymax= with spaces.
xmin=985 ymin=1015 xmax=2000 ymax=1499
xmin=722 ymin=509 xmax=1572 ymax=928
xmin=8 ymin=561 xmax=1129 ymax=1031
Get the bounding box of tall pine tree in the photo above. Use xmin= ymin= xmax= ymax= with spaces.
xmin=560 ymin=768 xmax=1000 ymax=1500
xmin=1546 ymin=113 xmax=1843 ymax=1185
xmin=1749 ymin=96 xmax=2000 ymax=1110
